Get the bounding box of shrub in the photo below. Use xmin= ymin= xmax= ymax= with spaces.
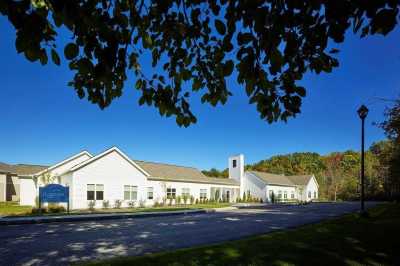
xmin=31 ymin=207 xmax=47 ymax=215
xmin=114 ymin=199 xmax=122 ymax=208
xmin=190 ymin=195 xmax=195 ymax=204
xmin=260 ymin=198 xmax=263 ymax=203
xmin=153 ymin=201 xmax=161 ymax=207
xmin=48 ymin=205 xmax=66 ymax=213
xmin=176 ymin=196 xmax=182 ymax=205
xmin=128 ymin=201 xmax=136 ymax=208
xmin=88 ymin=200 xmax=96 ymax=211
xmin=139 ymin=199 xmax=146 ymax=208
xmin=195 ymin=198 xmax=199 ymax=204
xmin=102 ymin=200 xmax=110 ymax=209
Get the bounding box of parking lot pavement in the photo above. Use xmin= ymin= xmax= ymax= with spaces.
xmin=0 ymin=202 xmax=378 ymax=266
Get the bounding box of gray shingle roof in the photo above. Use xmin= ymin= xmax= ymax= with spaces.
xmin=287 ymin=175 xmax=313 ymax=186
xmin=134 ymin=160 xmax=239 ymax=186
xmin=0 ymin=162 xmax=48 ymax=175
xmin=247 ymin=171 xmax=293 ymax=186
xmin=248 ymin=171 xmax=314 ymax=187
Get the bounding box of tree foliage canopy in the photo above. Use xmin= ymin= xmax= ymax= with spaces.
xmin=1 ymin=0 xmax=399 ymax=126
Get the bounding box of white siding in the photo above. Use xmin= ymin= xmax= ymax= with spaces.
xmin=243 ymin=172 xmax=267 ymax=201
xmin=266 ymin=184 xmax=296 ymax=202
xmin=44 ymin=153 xmax=92 ymax=179
xmin=305 ymin=176 xmax=319 ymax=201
xmin=19 ymin=177 xmax=36 ymax=206
xmin=69 ymin=150 xmax=151 ymax=209
xmin=150 ymin=180 xmax=239 ymax=204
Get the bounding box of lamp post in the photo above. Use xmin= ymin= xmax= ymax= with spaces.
xmin=357 ymin=105 xmax=368 ymax=215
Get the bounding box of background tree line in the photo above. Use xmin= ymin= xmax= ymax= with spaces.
xmin=203 ymin=99 xmax=400 ymax=201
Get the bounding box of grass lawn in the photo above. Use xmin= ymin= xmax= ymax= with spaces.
xmin=0 ymin=202 xmax=32 ymax=216
xmin=83 ymin=203 xmax=400 ymax=266
xmin=3 ymin=203 xmax=233 ymax=217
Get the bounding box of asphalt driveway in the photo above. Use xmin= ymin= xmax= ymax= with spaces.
xmin=0 ymin=202 xmax=378 ymax=266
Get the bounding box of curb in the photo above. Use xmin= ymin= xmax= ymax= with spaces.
xmin=0 ymin=209 xmax=215 ymax=226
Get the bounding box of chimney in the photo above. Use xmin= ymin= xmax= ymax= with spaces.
xmin=229 ymin=154 xmax=244 ymax=195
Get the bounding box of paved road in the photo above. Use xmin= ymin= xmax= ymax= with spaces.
xmin=0 ymin=202 xmax=378 ymax=266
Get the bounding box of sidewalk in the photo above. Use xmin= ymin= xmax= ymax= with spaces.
xmin=0 ymin=208 xmax=217 ymax=226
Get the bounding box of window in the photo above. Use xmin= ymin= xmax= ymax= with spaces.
xmin=182 ymin=188 xmax=190 ymax=197
xmin=147 ymin=187 xmax=154 ymax=200
xmin=96 ymin=184 xmax=104 ymax=200
xmin=167 ymin=188 xmax=176 ymax=199
xmin=284 ymin=191 xmax=288 ymax=199
xmin=291 ymin=192 xmax=295 ymax=199
xmin=232 ymin=159 xmax=237 ymax=168
xmin=87 ymin=184 xmax=95 ymax=200
xmin=124 ymin=185 xmax=138 ymax=201
xmin=87 ymin=184 xmax=104 ymax=200
xmin=308 ymin=191 xmax=312 ymax=198
xmin=314 ymin=191 xmax=317 ymax=198
xmin=278 ymin=190 xmax=282 ymax=199
xmin=200 ymin=189 xmax=207 ymax=199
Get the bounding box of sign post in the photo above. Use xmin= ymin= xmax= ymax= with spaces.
xmin=39 ymin=184 xmax=70 ymax=213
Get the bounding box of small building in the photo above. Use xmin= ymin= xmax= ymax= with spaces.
xmin=230 ymin=155 xmax=319 ymax=203
xmin=1 ymin=147 xmax=318 ymax=209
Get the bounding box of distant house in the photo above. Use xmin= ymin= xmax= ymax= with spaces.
xmin=0 ymin=163 xmax=47 ymax=202
xmin=230 ymin=155 xmax=319 ymax=203
xmin=1 ymin=147 xmax=318 ymax=208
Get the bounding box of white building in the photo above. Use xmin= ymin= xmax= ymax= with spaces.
xmin=1 ymin=147 xmax=318 ymax=209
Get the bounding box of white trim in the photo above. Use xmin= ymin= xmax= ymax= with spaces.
xmin=246 ymin=171 xmax=296 ymax=188
xmin=65 ymin=147 xmax=151 ymax=177
xmin=306 ymin=175 xmax=319 ymax=189
xmin=34 ymin=151 xmax=93 ymax=177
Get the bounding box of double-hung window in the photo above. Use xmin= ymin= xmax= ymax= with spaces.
xmin=200 ymin=189 xmax=207 ymax=199
xmin=124 ymin=185 xmax=138 ymax=201
xmin=147 ymin=187 xmax=154 ymax=200
xmin=167 ymin=188 xmax=176 ymax=199
xmin=87 ymin=184 xmax=104 ymax=200
xmin=182 ymin=188 xmax=190 ymax=198
xmin=291 ymin=192 xmax=295 ymax=199
xmin=283 ymin=191 xmax=288 ymax=199
xmin=314 ymin=191 xmax=317 ymax=198
xmin=308 ymin=191 xmax=312 ymax=198
xmin=278 ymin=190 xmax=282 ymax=199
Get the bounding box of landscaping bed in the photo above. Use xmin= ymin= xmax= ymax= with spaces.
xmin=2 ymin=203 xmax=233 ymax=218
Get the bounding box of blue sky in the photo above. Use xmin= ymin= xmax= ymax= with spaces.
xmin=0 ymin=17 xmax=399 ymax=170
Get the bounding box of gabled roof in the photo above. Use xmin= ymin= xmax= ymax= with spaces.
xmin=0 ymin=162 xmax=13 ymax=173
xmin=248 ymin=171 xmax=317 ymax=187
xmin=34 ymin=150 xmax=93 ymax=177
xmin=287 ymin=175 xmax=314 ymax=186
xmin=0 ymin=162 xmax=48 ymax=175
xmin=135 ymin=160 xmax=239 ymax=186
xmin=247 ymin=171 xmax=295 ymax=186
xmin=66 ymin=147 xmax=150 ymax=176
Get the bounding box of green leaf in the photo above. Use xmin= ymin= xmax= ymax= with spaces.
xmin=51 ymin=49 xmax=60 ymax=65
xmin=215 ymin=19 xmax=226 ymax=35
xmin=223 ymin=60 xmax=234 ymax=76
xmin=64 ymin=43 xmax=79 ymax=60
xmin=143 ymin=34 xmax=153 ymax=48
xmin=237 ymin=33 xmax=253 ymax=45
xmin=296 ymin=86 xmax=306 ymax=97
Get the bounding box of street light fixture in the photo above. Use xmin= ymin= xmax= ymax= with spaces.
xmin=357 ymin=104 xmax=368 ymax=216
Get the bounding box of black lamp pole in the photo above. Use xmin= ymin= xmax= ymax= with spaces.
xmin=357 ymin=105 xmax=368 ymax=214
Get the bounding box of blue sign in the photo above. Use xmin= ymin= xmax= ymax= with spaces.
xmin=39 ymin=184 xmax=69 ymax=203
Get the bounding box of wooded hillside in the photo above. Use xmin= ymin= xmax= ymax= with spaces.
xmin=202 ymin=140 xmax=396 ymax=201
